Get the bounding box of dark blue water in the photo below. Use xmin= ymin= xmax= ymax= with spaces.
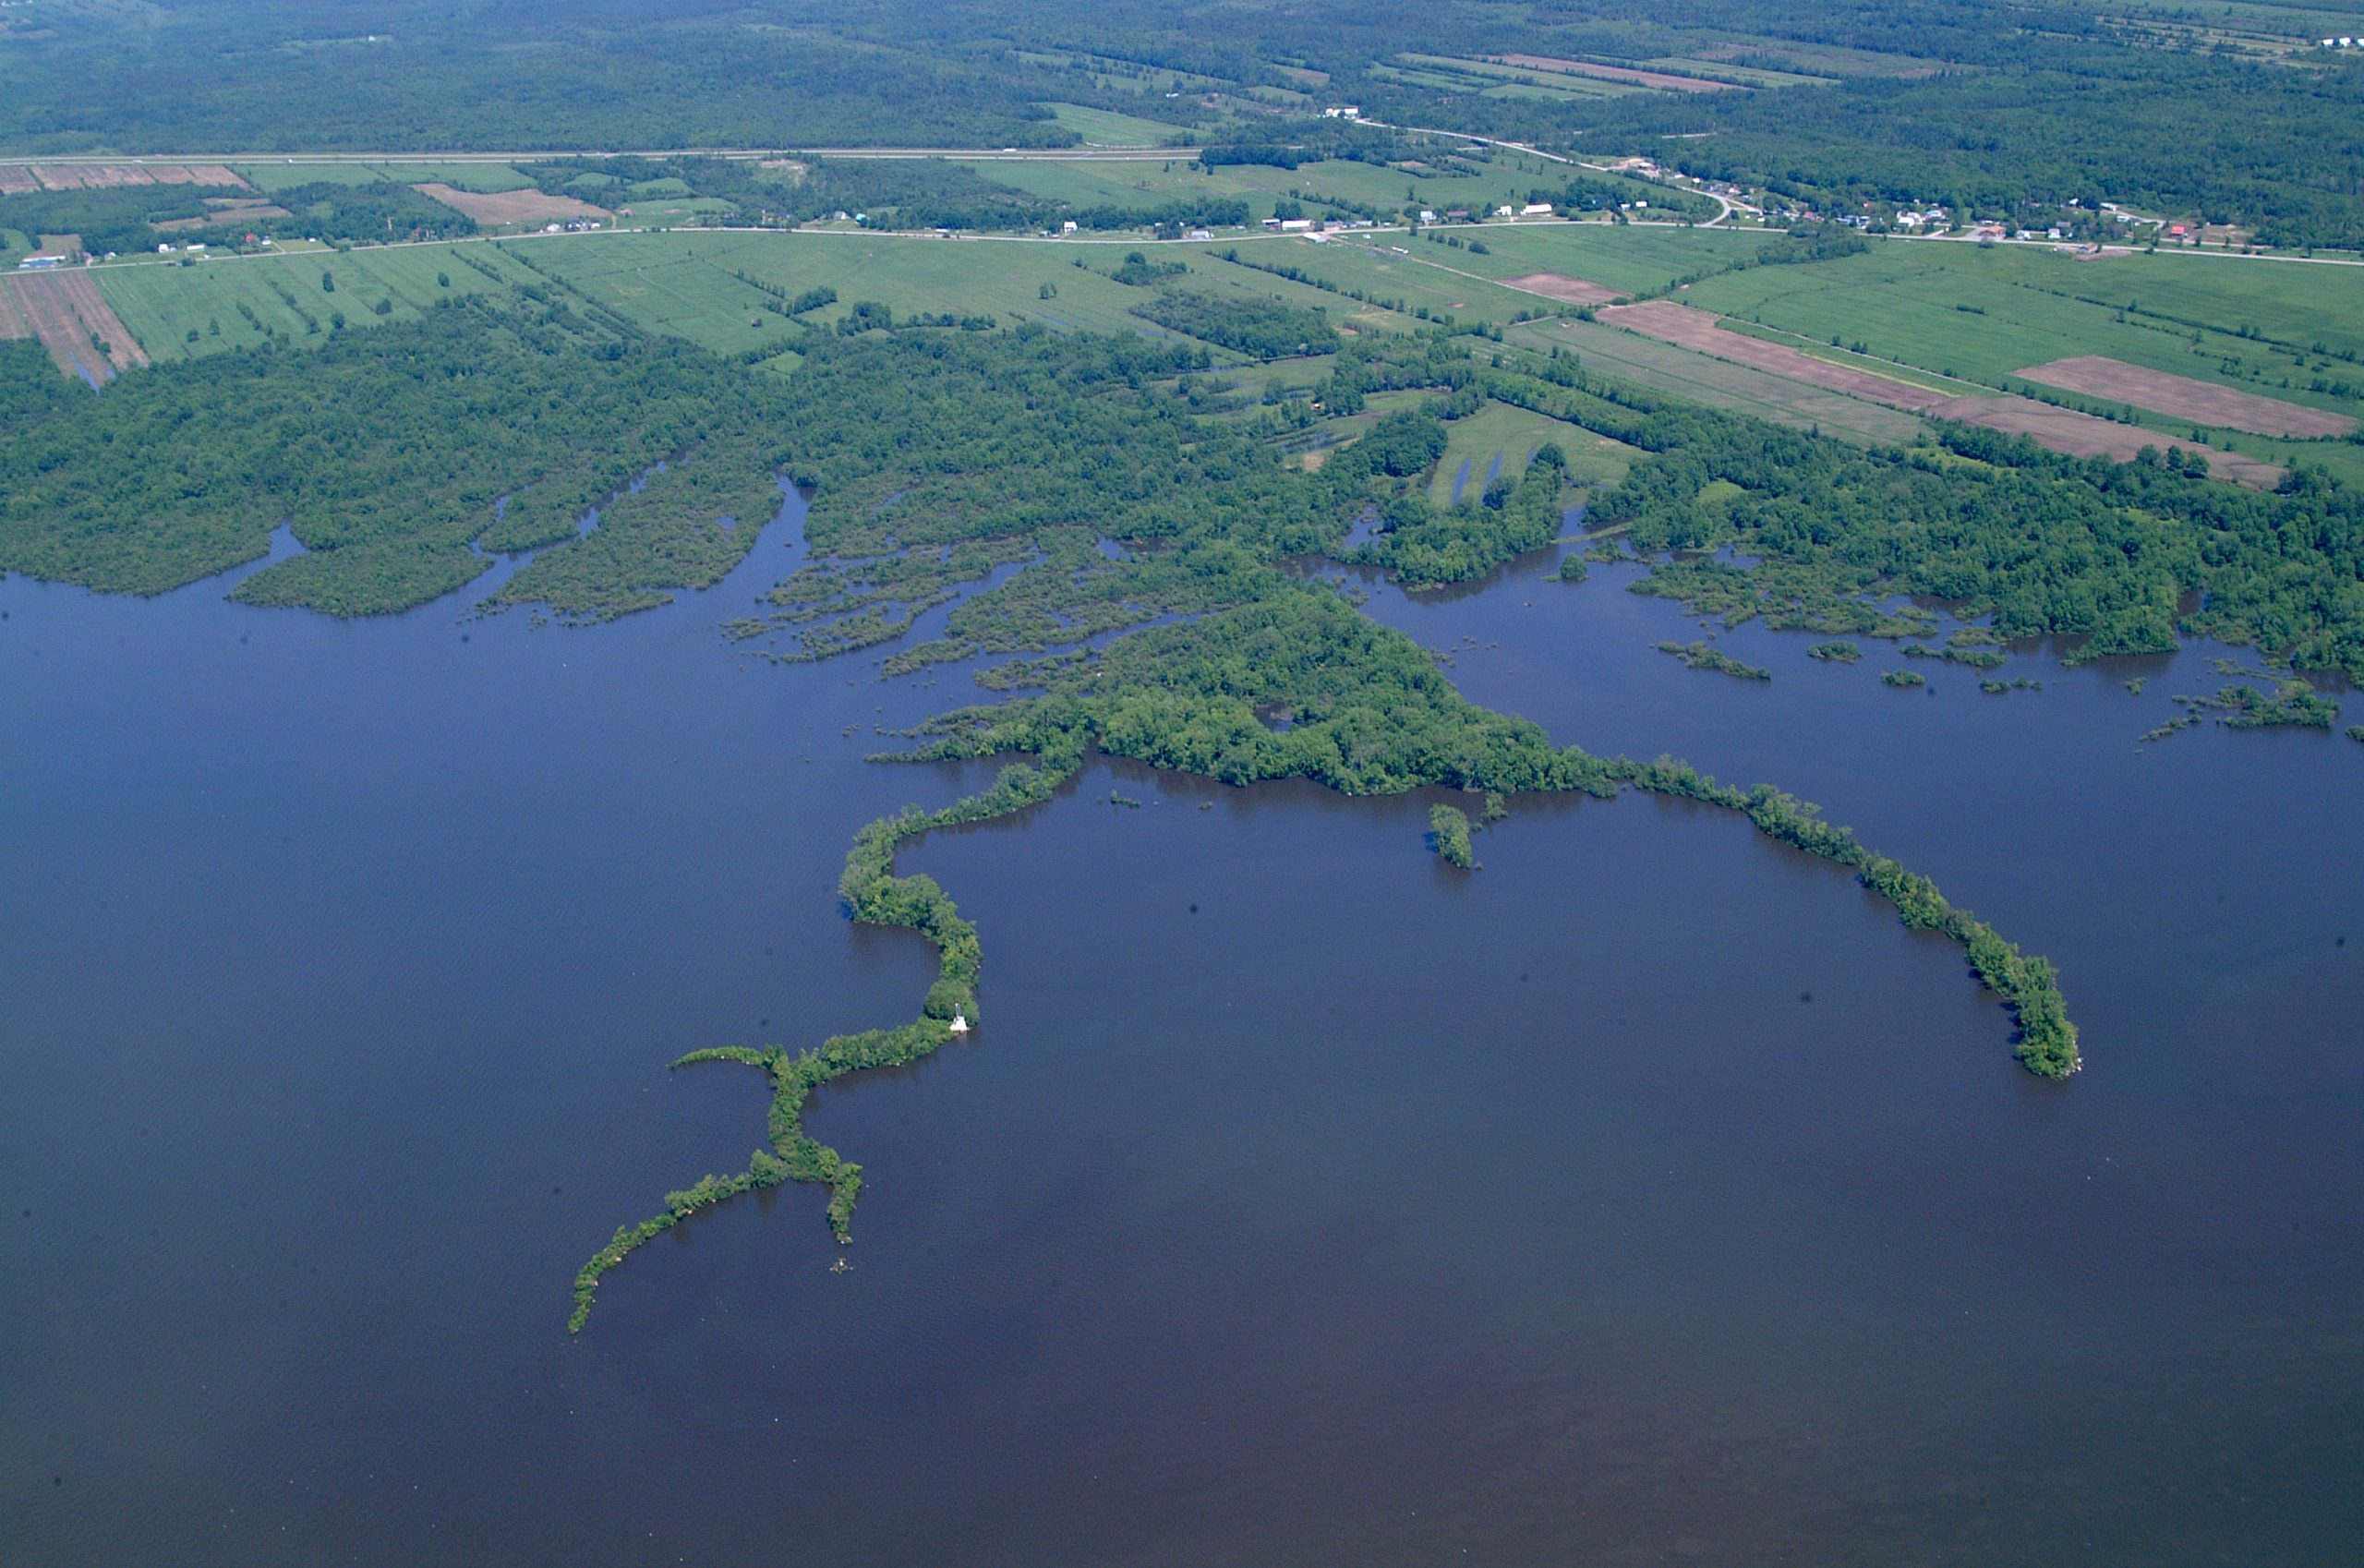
xmin=3 ymin=515 xmax=2358 ymax=1565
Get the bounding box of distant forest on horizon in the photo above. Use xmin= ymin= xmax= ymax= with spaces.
xmin=5 ymin=0 xmax=2364 ymax=246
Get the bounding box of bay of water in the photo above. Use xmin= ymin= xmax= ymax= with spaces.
xmin=3 ymin=508 xmax=2358 ymax=1565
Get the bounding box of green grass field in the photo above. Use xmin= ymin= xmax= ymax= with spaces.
xmin=234 ymin=162 xmax=534 ymax=193
xmin=95 ymin=244 xmax=538 ymax=360
xmin=1511 ymin=317 xmax=1931 ymax=445
xmin=1426 ymin=399 xmax=1637 ymax=505
xmin=965 ymin=154 xmax=1541 ymax=223
xmin=1682 ymin=240 xmax=2364 ymax=420
xmin=1039 ymin=103 xmax=1195 ymax=147
xmin=1432 ymin=222 xmax=1767 ymax=296
xmin=502 ymin=229 xmax=1363 ymax=353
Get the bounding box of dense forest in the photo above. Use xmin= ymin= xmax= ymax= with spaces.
xmin=3 ymin=0 xmax=2358 ymax=246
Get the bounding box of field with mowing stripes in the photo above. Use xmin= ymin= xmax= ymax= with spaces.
xmin=96 ymin=245 xmax=539 ymax=361
xmin=1426 ymin=400 xmax=1637 ymax=507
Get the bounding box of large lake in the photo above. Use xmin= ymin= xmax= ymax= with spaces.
xmin=4 ymin=498 xmax=2358 ymax=1565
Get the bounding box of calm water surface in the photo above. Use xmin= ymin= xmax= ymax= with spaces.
xmin=3 ymin=511 xmax=2358 ymax=1566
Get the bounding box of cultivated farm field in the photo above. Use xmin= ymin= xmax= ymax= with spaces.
xmin=1680 ymin=241 xmax=2364 ymax=416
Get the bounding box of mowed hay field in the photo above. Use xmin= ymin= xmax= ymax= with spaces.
xmin=1426 ymin=399 xmax=1637 ymax=506
xmin=96 ymin=245 xmax=541 ymax=361
xmin=966 ymin=154 xmax=1536 ymax=223
xmin=1434 ymin=222 xmax=1767 ymax=296
xmin=1680 ymin=241 xmax=2364 ymax=423
xmin=1197 ymin=237 xmax=1541 ymax=326
xmin=1510 ymin=316 xmax=1930 ymax=445
xmin=1598 ymin=300 xmax=1956 ymax=408
xmin=234 ymin=162 xmax=536 ymax=194
xmin=511 ymin=229 xmax=1371 ymax=353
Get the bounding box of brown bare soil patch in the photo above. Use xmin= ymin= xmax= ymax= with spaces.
xmin=2015 ymin=355 xmax=2352 ymax=439
xmin=37 ymin=234 xmax=82 ymax=259
xmin=0 ymin=283 xmax=28 ymax=340
xmin=1933 ymin=396 xmax=2287 ymax=489
xmin=1500 ymin=271 xmax=1622 ymax=306
xmin=1496 ymin=54 xmax=1741 ymax=91
xmin=23 ymin=162 xmax=248 ymax=191
xmin=0 ymin=164 xmax=37 ymax=196
xmin=4 ymin=270 xmax=147 ymax=381
xmin=1600 ymin=300 xmax=1953 ymax=408
xmin=6 ymin=273 xmax=112 ymax=380
xmin=411 ymin=185 xmax=611 ymax=225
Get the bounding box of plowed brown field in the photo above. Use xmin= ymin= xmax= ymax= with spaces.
xmin=2015 ymin=356 xmax=2354 ymax=439
xmin=4 ymin=270 xmax=147 ymax=382
xmin=23 ymin=162 xmax=248 ymax=190
xmin=0 ymin=165 xmax=37 ymax=196
xmin=1500 ymin=271 xmax=1623 ymax=305
xmin=1932 ymin=397 xmax=2287 ymax=488
xmin=411 ymin=185 xmax=610 ymax=225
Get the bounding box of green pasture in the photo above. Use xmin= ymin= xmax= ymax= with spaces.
xmin=1511 ymin=318 xmax=1929 ymax=445
xmin=964 ymin=154 xmax=1540 ymax=223
xmin=1426 ymin=222 xmax=1765 ymax=296
xmin=1682 ymin=239 xmax=2364 ymax=422
xmin=1427 ymin=399 xmax=1636 ymax=505
xmin=1039 ymin=103 xmax=1195 ymax=146
xmin=95 ymin=245 xmax=531 ymax=360
xmin=1202 ymin=236 xmax=1540 ymax=325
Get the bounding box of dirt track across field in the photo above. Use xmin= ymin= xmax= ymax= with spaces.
xmin=1499 ymin=271 xmax=1623 ymax=305
xmin=412 ymin=185 xmax=611 ymax=225
xmin=1497 ymin=54 xmax=1741 ymax=91
xmin=1600 ymin=300 xmax=1955 ymax=407
xmin=2015 ymin=356 xmax=2354 ymax=439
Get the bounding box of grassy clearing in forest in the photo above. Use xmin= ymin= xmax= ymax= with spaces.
xmin=1426 ymin=400 xmax=1634 ymax=505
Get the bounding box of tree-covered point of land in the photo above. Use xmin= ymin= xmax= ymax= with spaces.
xmin=571 ymin=325 xmax=2085 ymax=1328
xmin=0 ymin=301 xmax=789 ymax=619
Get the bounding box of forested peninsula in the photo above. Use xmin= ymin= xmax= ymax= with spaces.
xmin=563 ymin=324 xmax=2085 ymax=1330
